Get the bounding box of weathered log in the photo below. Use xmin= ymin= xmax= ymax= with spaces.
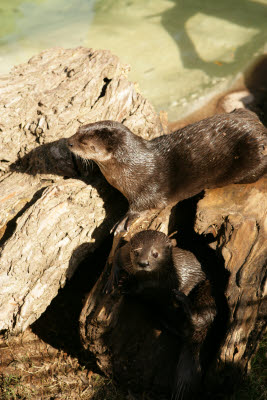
xmin=195 ymin=177 xmax=267 ymax=370
xmin=80 ymin=206 xmax=178 ymax=396
xmin=0 ymin=47 xmax=166 ymax=334
xmin=80 ymin=175 xmax=266 ymax=395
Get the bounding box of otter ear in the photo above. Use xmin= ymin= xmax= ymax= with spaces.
xmin=170 ymin=238 xmax=177 ymax=247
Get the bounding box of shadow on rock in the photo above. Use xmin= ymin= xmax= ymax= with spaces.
xmin=31 ymin=234 xmax=113 ymax=369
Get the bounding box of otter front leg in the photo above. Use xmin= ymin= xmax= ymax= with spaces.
xmin=118 ymin=274 xmax=139 ymax=295
xmin=158 ymin=290 xmax=193 ymax=338
xmin=119 ymin=277 xmax=167 ymax=302
xmin=172 ymin=289 xmax=192 ymax=321
xmin=112 ymin=210 xmax=140 ymax=235
xmin=104 ymin=241 xmax=130 ymax=293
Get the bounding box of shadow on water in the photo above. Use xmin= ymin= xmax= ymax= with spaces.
xmin=159 ymin=0 xmax=267 ymax=77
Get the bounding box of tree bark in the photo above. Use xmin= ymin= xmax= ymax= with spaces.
xmin=195 ymin=177 xmax=267 ymax=370
xmin=80 ymin=206 xmax=178 ymax=396
xmin=0 ymin=47 xmax=165 ymax=334
xmin=80 ymin=177 xmax=266 ymax=395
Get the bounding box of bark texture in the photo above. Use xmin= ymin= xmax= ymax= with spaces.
xmin=80 ymin=207 xmax=177 ymax=396
xmin=0 ymin=47 xmax=165 ymax=334
xmin=195 ymin=177 xmax=267 ymax=370
xmin=80 ymin=177 xmax=266 ymax=395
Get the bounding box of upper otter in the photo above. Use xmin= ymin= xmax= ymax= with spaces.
xmin=67 ymin=109 xmax=267 ymax=231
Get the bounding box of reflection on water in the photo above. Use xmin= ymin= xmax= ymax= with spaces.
xmin=0 ymin=0 xmax=267 ymax=119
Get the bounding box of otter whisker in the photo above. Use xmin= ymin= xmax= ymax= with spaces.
xmin=78 ymin=155 xmax=92 ymax=171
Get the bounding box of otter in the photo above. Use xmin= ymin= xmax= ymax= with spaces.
xmin=110 ymin=230 xmax=217 ymax=400
xmin=67 ymin=109 xmax=267 ymax=233
xmin=109 ymin=230 xmax=205 ymax=296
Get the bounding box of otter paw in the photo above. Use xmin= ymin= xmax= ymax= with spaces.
xmin=111 ymin=217 xmax=128 ymax=235
xmin=103 ymin=267 xmax=121 ymax=294
xmin=173 ymin=289 xmax=187 ymax=302
xmin=112 ymin=211 xmax=140 ymax=235
xmin=118 ymin=275 xmax=135 ymax=295
xmin=103 ymin=276 xmax=115 ymax=294
xmin=173 ymin=289 xmax=192 ymax=317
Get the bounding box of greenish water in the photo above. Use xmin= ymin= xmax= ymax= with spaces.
xmin=0 ymin=0 xmax=267 ymax=119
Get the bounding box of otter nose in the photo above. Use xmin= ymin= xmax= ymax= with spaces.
xmin=138 ymin=260 xmax=149 ymax=268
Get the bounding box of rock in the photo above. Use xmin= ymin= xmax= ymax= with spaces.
xmin=0 ymin=47 xmax=165 ymax=334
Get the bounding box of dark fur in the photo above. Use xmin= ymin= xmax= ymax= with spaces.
xmin=112 ymin=230 xmax=205 ymax=295
xmin=68 ymin=110 xmax=267 ymax=220
xmin=110 ymin=230 xmax=217 ymax=400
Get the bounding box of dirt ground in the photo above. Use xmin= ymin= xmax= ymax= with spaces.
xmin=0 ymin=236 xmax=119 ymax=400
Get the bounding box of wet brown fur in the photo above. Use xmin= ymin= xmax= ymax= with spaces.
xmin=68 ymin=109 xmax=267 ymax=224
xmin=112 ymin=230 xmax=205 ymax=296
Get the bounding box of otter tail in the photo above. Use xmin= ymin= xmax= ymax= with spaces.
xmin=172 ymin=344 xmax=201 ymax=400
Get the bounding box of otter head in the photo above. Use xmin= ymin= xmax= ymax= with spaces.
xmin=67 ymin=120 xmax=132 ymax=163
xmin=129 ymin=230 xmax=176 ymax=274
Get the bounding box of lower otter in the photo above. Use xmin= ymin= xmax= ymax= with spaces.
xmin=110 ymin=230 xmax=216 ymax=400
xmin=111 ymin=230 xmax=205 ymax=296
xmin=67 ymin=109 xmax=267 ymax=232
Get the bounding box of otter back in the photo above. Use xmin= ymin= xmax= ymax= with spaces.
xmin=67 ymin=109 xmax=267 ymax=232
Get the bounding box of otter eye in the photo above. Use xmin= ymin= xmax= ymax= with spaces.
xmin=152 ymin=251 xmax=159 ymax=259
xmin=133 ymin=250 xmax=140 ymax=257
xmin=90 ymin=145 xmax=95 ymax=151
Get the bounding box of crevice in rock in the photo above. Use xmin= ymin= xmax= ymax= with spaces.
xmin=99 ymin=77 xmax=111 ymax=99
xmin=92 ymin=77 xmax=112 ymax=108
xmin=242 ymin=299 xmax=267 ymax=372
xmin=0 ymin=330 xmax=8 ymax=340
xmin=0 ymin=187 xmax=47 ymax=249
xmin=236 ymin=231 xmax=259 ymax=288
